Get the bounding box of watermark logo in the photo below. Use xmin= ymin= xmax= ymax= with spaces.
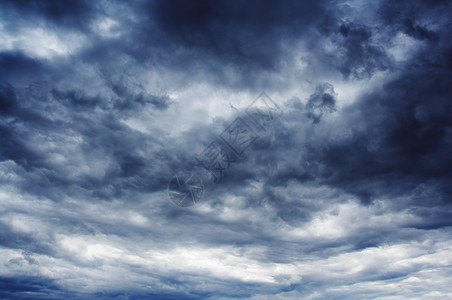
xmin=168 ymin=92 xmax=283 ymax=207
xmin=168 ymin=172 xmax=204 ymax=207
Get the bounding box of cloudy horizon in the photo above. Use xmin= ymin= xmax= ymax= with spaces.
xmin=1 ymin=0 xmax=452 ymax=299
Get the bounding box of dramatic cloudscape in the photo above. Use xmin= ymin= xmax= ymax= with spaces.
xmin=1 ymin=0 xmax=452 ymax=299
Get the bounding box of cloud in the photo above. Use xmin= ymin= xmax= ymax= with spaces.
xmin=0 ymin=0 xmax=452 ymax=299
xmin=0 ymin=0 xmax=96 ymax=31
xmin=305 ymin=83 xmax=337 ymax=123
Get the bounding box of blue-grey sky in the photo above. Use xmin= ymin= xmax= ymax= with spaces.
xmin=1 ymin=0 xmax=452 ymax=299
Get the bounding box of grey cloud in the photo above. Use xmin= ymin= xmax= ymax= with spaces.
xmin=305 ymin=83 xmax=337 ymax=123
xmin=0 ymin=0 xmax=96 ymax=31
xmin=1 ymin=0 xmax=452 ymax=299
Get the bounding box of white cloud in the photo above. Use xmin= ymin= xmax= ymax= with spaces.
xmin=0 ymin=24 xmax=86 ymax=59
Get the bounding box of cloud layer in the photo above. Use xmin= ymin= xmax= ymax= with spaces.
xmin=1 ymin=0 xmax=452 ymax=299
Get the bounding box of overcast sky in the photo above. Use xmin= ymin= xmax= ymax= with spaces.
xmin=1 ymin=0 xmax=452 ymax=299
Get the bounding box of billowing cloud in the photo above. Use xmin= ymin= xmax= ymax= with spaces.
xmin=1 ymin=0 xmax=451 ymax=299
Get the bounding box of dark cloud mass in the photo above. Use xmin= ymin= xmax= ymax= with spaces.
xmin=1 ymin=0 xmax=452 ymax=299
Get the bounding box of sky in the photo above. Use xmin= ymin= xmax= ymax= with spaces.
xmin=0 ymin=0 xmax=452 ymax=299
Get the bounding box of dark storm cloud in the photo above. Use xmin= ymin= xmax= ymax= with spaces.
xmin=0 ymin=81 xmax=16 ymax=116
xmin=201 ymin=6 xmax=452 ymax=225
xmin=305 ymin=82 xmax=337 ymax=123
xmin=0 ymin=82 xmax=48 ymax=169
xmin=98 ymin=71 xmax=172 ymax=111
xmin=216 ymin=0 xmax=452 ymax=206
xmin=0 ymin=80 xmax=180 ymax=202
xmin=313 ymin=14 xmax=392 ymax=79
xmin=0 ymin=52 xmax=47 ymax=86
xmin=74 ymin=0 xmax=336 ymax=91
xmin=0 ymin=276 xmax=70 ymax=300
xmin=239 ymin=49 xmax=452 ymax=219
xmin=146 ymin=0 xmax=329 ymax=67
xmin=0 ymin=0 xmax=95 ymax=31
xmin=307 ymin=0 xmax=452 ymax=205
xmin=0 ymin=0 xmax=373 ymax=89
xmin=1 ymin=0 xmax=452 ymax=299
xmin=0 ymin=221 xmax=52 ymax=255
xmin=332 ymin=22 xmax=390 ymax=79
xmin=379 ymin=0 xmax=449 ymax=37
